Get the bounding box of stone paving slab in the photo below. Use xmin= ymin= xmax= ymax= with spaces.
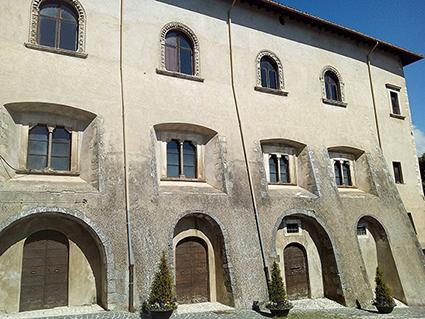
xmin=11 ymin=307 xmax=425 ymax=319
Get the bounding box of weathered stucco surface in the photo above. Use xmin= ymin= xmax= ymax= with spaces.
xmin=0 ymin=0 xmax=424 ymax=314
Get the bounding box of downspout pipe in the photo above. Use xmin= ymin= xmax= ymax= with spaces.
xmin=227 ymin=0 xmax=271 ymax=297
xmin=367 ymin=41 xmax=382 ymax=149
xmin=119 ymin=0 xmax=135 ymax=312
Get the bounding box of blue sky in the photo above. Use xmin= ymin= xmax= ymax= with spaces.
xmin=278 ymin=0 xmax=425 ymax=155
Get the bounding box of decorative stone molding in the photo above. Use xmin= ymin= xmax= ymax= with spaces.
xmin=27 ymin=0 xmax=87 ymax=54
xmin=255 ymin=50 xmax=285 ymax=91
xmin=320 ymin=65 xmax=346 ymax=105
xmin=159 ymin=22 xmax=200 ymax=76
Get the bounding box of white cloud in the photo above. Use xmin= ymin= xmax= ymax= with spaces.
xmin=413 ymin=126 xmax=425 ymax=156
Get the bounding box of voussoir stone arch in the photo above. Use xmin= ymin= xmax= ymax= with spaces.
xmin=256 ymin=50 xmax=285 ymax=90
xmin=29 ymin=0 xmax=87 ymax=53
xmin=320 ymin=65 xmax=345 ymax=102
xmin=0 ymin=206 xmax=116 ymax=307
xmin=160 ymin=22 xmax=200 ymax=76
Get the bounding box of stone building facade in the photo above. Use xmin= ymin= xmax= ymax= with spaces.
xmin=0 ymin=0 xmax=424 ymax=314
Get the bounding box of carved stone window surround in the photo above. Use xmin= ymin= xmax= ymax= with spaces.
xmin=159 ymin=22 xmax=201 ymax=77
xmin=26 ymin=0 xmax=87 ymax=56
xmin=320 ymin=65 xmax=346 ymax=106
xmin=255 ymin=50 xmax=286 ymax=93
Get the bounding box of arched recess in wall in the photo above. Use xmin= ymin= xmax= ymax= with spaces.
xmin=272 ymin=210 xmax=345 ymax=305
xmin=0 ymin=210 xmax=110 ymax=313
xmin=356 ymin=216 xmax=406 ymax=303
xmin=172 ymin=212 xmax=234 ymax=306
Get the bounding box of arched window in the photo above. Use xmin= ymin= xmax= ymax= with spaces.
xmin=38 ymin=0 xmax=79 ymax=51
xmin=333 ymin=160 xmax=352 ymax=187
xmin=324 ymin=71 xmax=341 ymax=101
xmin=165 ymin=31 xmax=194 ymax=75
xmin=183 ymin=141 xmax=197 ymax=178
xmin=267 ymin=154 xmax=291 ymax=184
xmin=269 ymin=155 xmax=278 ymax=183
xmin=260 ymin=56 xmax=279 ymax=89
xmin=167 ymin=140 xmax=180 ymax=177
xmin=27 ymin=125 xmax=71 ymax=171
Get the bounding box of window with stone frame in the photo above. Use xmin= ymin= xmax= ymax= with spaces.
xmin=386 ymin=84 xmax=404 ymax=118
xmin=255 ymin=50 xmax=286 ymax=95
xmin=26 ymin=0 xmax=87 ymax=57
xmin=320 ymin=66 xmax=346 ymax=107
xmin=393 ymin=161 xmax=404 ymax=184
xmin=260 ymin=56 xmax=279 ymax=90
xmin=329 ymin=152 xmax=356 ymax=188
xmin=262 ymin=143 xmax=297 ymax=185
xmin=27 ymin=124 xmax=73 ymax=172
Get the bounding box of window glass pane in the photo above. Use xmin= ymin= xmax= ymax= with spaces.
xmin=165 ymin=32 xmax=178 ymax=46
xmin=183 ymin=141 xmax=196 ymax=178
xmin=390 ymin=92 xmax=400 ymax=114
xmin=60 ymin=3 xmax=78 ymax=21
xmin=286 ymin=223 xmax=299 ymax=233
xmin=261 ymin=67 xmax=268 ymax=87
xmin=39 ymin=16 xmax=57 ymax=47
xmin=51 ymin=157 xmax=70 ymax=171
xmin=180 ymin=48 xmax=193 ymax=75
xmin=342 ymin=161 xmax=352 ymax=186
xmin=40 ymin=2 xmax=58 ymax=18
xmin=28 ymin=140 xmax=48 ymax=156
xmin=60 ymin=20 xmax=78 ymax=51
xmin=280 ymin=157 xmax=289 ymax=183
xmin=325 ymin=72 xmax=340 ymax=101
xmin=179 ymin=34 xmax=192 ymax=49
xmin=334 ymin=161 xmax=342 ymax=185
xmin=269 ymin=156 xmax=278 ymax=183
xmin=269 ymin=70 xmax=278 ymax=89
xmin=27 ymin=155 xmax=48 ymax=170
xmin=393 ymin=162 xmax=403 ymax=183
xmin=165 ymin=43 xmax=178 ymax=72
xmin=331 ymin=84 xmax=339 ymax=101
xmin=167 ymin=140 xmax=180 ymax=177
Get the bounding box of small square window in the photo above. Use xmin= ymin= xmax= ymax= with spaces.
xmin=286 ymin=223 xmax=300 ymax=234
xmin=393 ymin=162 xmax=404 ymax=184
xmin=390 ymin=91 xmax=401 ymax=115
xmin=357 ymin=225 xmax=367 ymax=236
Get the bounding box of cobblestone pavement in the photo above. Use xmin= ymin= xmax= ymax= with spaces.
xmin=14 ymin=307 xmax=425 ymax=319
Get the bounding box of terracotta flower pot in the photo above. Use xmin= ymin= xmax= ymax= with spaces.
xmin=149 ymin=309 xmax=174 ymax=319
xmin=270 ymin=308 xmax=291 ymax=317
xmin=376 ymin=305 xmax=394 ymax=314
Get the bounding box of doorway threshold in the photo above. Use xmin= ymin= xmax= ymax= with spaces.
xmin=176 ymin=302 xmax=234 ymax=314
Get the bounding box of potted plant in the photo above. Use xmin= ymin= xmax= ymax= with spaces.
xmin=145 ymin=251 xmax=177 ymax=319
xmin=266 ymin=262 xmax=293 ymax=317
xmin=372 ymin=267 xmax=395 ymax=314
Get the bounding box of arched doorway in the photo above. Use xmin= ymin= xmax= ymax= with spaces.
xmin=356 ymin=216 xmax=406 ymax=303
xmin=20 ymin=230 xmax=69 ymax=311
xmin=284 ymin=243 xmax=310 ymax=299
xmin=173 ymin=213 xmax=234 ymax=306
xmin=0 ymin=212 xmax=109 ymax=313
xmin=176 ymin=237 xmax=209 ymax=303
xmin=274 ymin=213 xmax=345 ymax=304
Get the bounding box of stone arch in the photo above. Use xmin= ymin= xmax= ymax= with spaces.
xmin=320 ymin=65 xmax=345 ymax=102
xmin=356 ymin=215 xmax=406 ymax=303
xmin=256 ymin=50 xmax=285 ymax=90
xmin=28 ymin=0 xmax=87 ymax=53
xmin=159 ymin=22 xmax=200 ymax=76
xmin=171 ymin=211 xmax=234 ymax=306
xmin=0 ymin=207 xmax=114 ymax=311
xmin=271 ymin=208 xmax=345 ymax=305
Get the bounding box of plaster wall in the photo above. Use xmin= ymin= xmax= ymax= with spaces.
xmin=357 ymin=230 xmax=378 ymax=290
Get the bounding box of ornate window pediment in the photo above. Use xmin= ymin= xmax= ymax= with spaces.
xmin=255 ymin=50 xmax=286 ymax=95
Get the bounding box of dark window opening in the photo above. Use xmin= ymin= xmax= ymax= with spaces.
xmin=334 ymin=160 xmax=353 ymax=187
xmin=390 ymin=91 xmax=401 ymax=115
xmin=393 ymin=162 xmax=404 ymax=184
xmin=357 ymin=225 xmax=367 ymax=236
xmin=324 ymin=71 xmax=341 ymax=102
xmin=165 ymin=31 xmax=194 ymax=75
xmin=286 ymin=223 xmax=300 ymax=234
xmin=38 ymin=0 xmax=79 ymax=51
xmin=260 ymin=56 xmax=279 ymax=90
xmin=268 ymin=154 xmax=291 ymax=184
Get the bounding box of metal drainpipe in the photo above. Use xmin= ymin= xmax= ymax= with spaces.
xmin=367 ymin=41 xmax=382 ymax=149
xmin=119 ymin=0 xmax=135 ymax=312
xmin=227 ymin=0 xmax=271 ymax=296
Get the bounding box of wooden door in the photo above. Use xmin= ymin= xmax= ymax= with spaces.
xmin=20 ymin=230 xmax=69 ymax=312
xmin=284 ymin=244 xmax=310 ymax=299
xmin=176 ymin=237 xmax=209 ymax=304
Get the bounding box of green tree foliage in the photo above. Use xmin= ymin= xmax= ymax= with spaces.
xmin=419 ymin=153 xmax=425 ymax=193
xmin=148 ymin=251 xmax=176 ymax=310
xmin=269 ymin=261 xmax=287 ymax=303
xmin=373 ymin=267 xmax=395 ymax=307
